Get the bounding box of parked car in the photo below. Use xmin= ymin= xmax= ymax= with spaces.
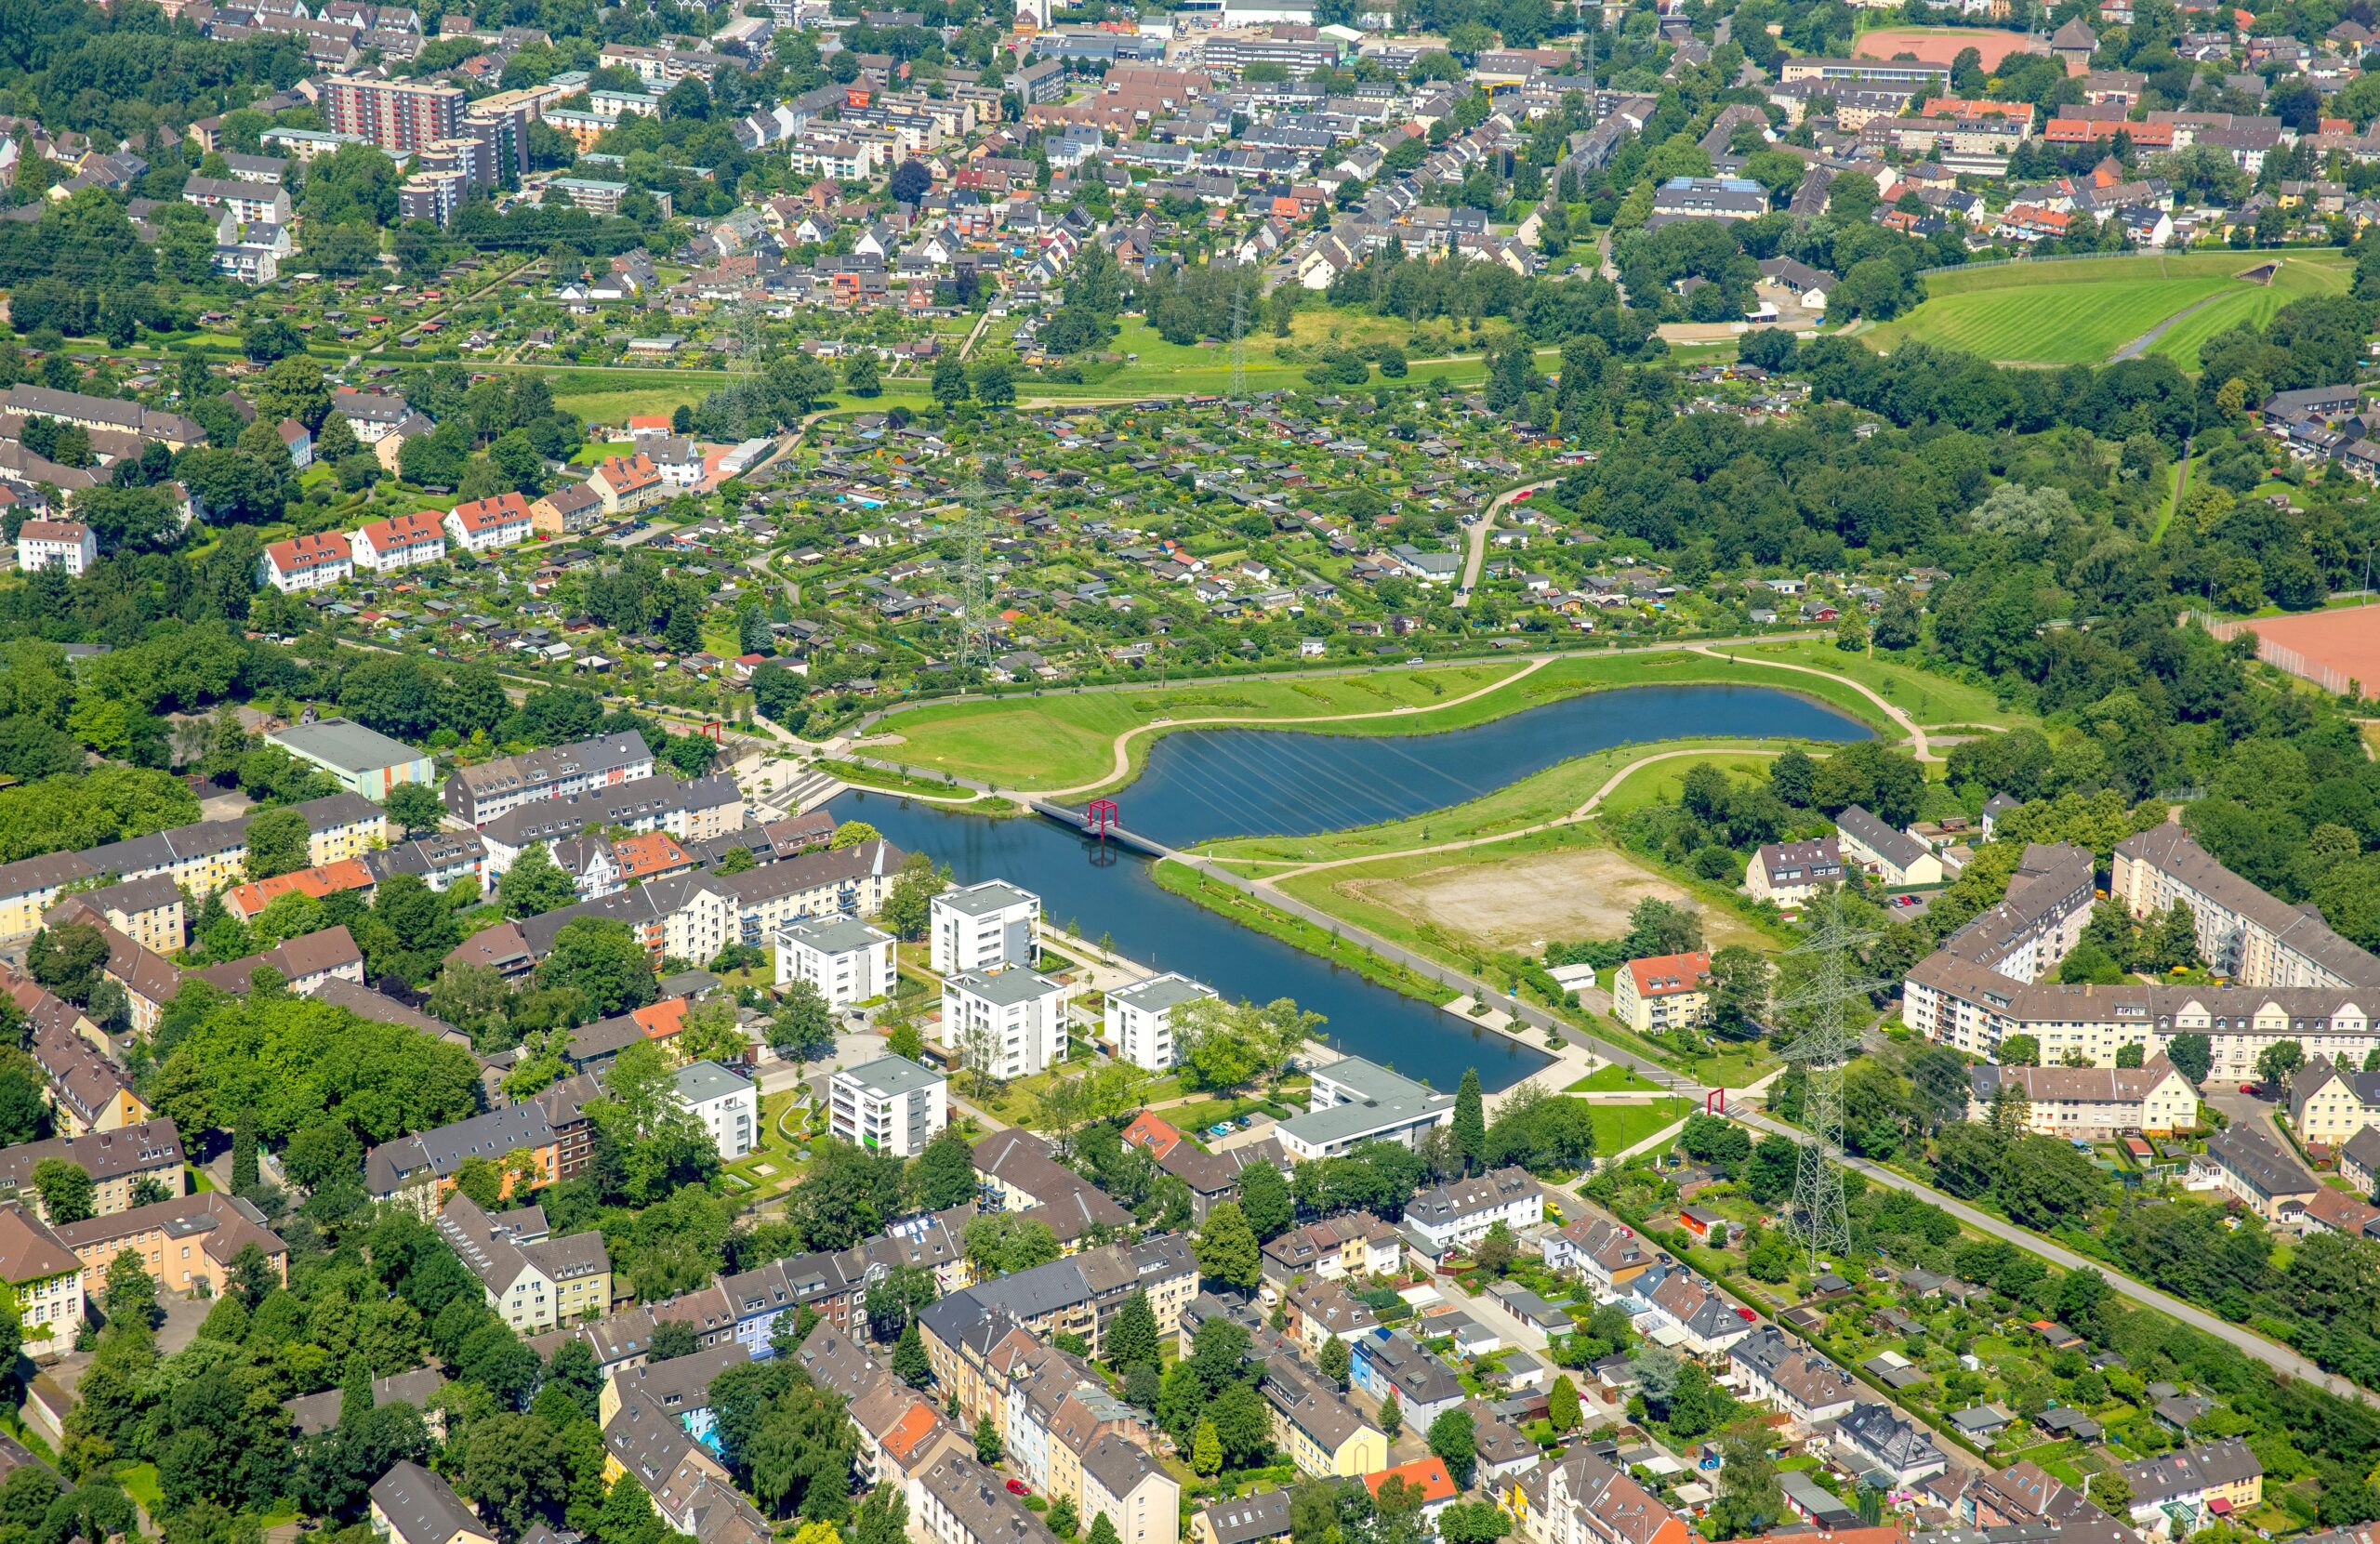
xmin=1006 ymin=1481 xmax=1029 ymax=1497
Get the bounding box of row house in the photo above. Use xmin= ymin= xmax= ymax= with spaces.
xmin=1632 ymin=1264 xmax=1754 ymax=1357
xmin=443 ymin=491 xmax=535 ymax=553
xmin=350 ymin=510 xmax=447 ymax=572
xmin=0 ymin=794 xmax=385 ymax=938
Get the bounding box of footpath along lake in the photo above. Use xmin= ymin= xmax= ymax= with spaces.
xmin=833 ymin=684 xmax=1871 ymax=1092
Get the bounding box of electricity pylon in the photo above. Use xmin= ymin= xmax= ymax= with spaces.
xmin=950 ymin=465 xmax=1001 ymax=684
xmin=1778 ymin=897 xmax=1886 ymax=1273
xmin=1229 ymin=272 xmax=1250 ymax=404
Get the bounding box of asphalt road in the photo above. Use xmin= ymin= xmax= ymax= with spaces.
xmin=1731 ymin=1108 xmax=2370 ymax=1405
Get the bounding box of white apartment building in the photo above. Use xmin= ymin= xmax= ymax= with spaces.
xmin=349 ymin=511 xmax=447 ymax=572
xmin=670 ymin=1062 xmax=758 ymax=1160
xmin=1104 ymin=972 xmax=1215 ymax=1071
xmin=259 ymin=531 xmax=352 ymax=592
xmin=14 ymin=520 xmax=94 ymax=575
xmin=1403 ymin=1166 xmax=1543 ymax=1252
xmin=828 ymin=1053 xmax=947 ymax=1157
xmin=941 ymin=965 xmax=1067 ymax=1082
xmin=776 ymin=916 xmax=896 ymax=1009
xmin=930 ymin=879 xmax=1040 ymax=975
xmin=1277 ymin=1056 xmax=1455 ymax=1162
xmin=442 ymin=492 xmax=535 ymax=554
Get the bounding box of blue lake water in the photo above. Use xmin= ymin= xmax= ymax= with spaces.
xmin=834 ymin=684 xmax=1871 ymax=1091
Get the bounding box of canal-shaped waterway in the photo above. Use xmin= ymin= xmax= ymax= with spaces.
xmin=832 ymin=683 xmax=1871 ymax=1092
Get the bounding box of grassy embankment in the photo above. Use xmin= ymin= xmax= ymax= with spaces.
xmin=1866 ymin=249 xmax=2351 ymax=369
xmin=873 ymin=647 xmax=1909 ymax=796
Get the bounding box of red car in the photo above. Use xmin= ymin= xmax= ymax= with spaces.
xmin=2240 ymin=1083 xmax=2259 ymax=1094
xmin=1006 ymin=1481 xmax=1030 ymax=1497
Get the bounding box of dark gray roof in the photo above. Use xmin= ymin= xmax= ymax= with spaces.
xmin=369 ymin=1460 xmax=487 ymax=1544
xmin=1197 ymin=1491 xmax=1291 ymax=1544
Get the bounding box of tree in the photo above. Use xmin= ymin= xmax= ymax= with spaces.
xmin=1190 ymin=1419 xmax=1222 ymax=1476
xmin=769 ymin=979 xmax=837 ymax=1062
xmin=892 ymin=1317 xmax=932 ymax=1387
xmin=385 ymin=782 xmax=443 ymax=835
xmin=536 ymin=917 xmax=656 ymax=1016
xmin=1452 ymin=1067 xmax=1487 ymax=1174
xmin=245 ymin=806 xmax=311 ymax=880
xmin=26 ymin=924 xmax=107 ymax=1005
xmin=908 ymin=1125 xmax=977 ymax=1212
xmin=497 ymin=842 xmax=580 ymax=913
xmin=1107 ymin=1288 xmax=1159 ymax=1374
xmin=1547 ymin=1374 xmax=1580 ymax=1432
xmin=1238 ymin=1161 xmax=1292 ymax=1241
xmin=972 ymin=360 xmax=1016 ymax=408
xmin=973 ymin=1415 xmax=1002 ymax=1465
xmin=2088 ymin=1473 xmax=2132 ymax=1513
xmin=231 ymin=1107 xmax=259 ymax=1192
xmin=1319 ymin=1334 xmax=1352 ymax=1390
xmin=1428 ymin=1407 xmax=1477 ymax=1488
xmin=2000 ymin=1035 xmax=2041 ymax=1067
xmin=2166 ymin=1033 xmax=2213 ymax=1086
xmin=1048 ymin=1500 xmax=1079 ymax=1539
xmin=2257 ymin=1040 xmax=2306 ymax=1091
xmin=1195 ymin=1201 xmax=1262 ymax=1289
xmin=932 ymin=355 xmax=971 ymax=411
xmin=30 ymin=1159 xmax=91 ymax=1224
xmin=1995 ymin=1135 xmax=2107 ymax=1231
xmin=879 ymin=854 xmax=946 ymax=941
xmin=1379 ymin=1391 xmax=1402 ymax=1440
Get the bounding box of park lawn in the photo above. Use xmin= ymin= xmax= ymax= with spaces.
xmin=869 ymin=660 xmax=1524 ymax=790
xmin=1582 ymin=1095 xmax=1693 ymax=1157
xmin=1569 ymin=1062 xmax=1666 ymax=1092
xmin=879 ymin=647 xmax=1901 ymax=796
xmin=1727 ymin=639 xmax=2026 ymax=728
xmin=1595 ymin=751 xmax=1793 ymax=815
xmin=1195 ymin=738 xmax=1809 ymax=865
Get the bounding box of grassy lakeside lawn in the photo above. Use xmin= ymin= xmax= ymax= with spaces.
xmin=1866 ymin=249 xmax=2350 ymax=367
xmin=867 ymin=660 xmax=1527 ymax=789
xmin=1192 ymin=739 xmax=1805 ymax=865
xmin=871 ymin=646 xmax=1908 ymax=795
xmin=1727 ymin=638 xmax=2023 ymax=727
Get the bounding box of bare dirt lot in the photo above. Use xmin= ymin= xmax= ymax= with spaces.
xmin=1336 ymin=846 xmax=1770 ymax=955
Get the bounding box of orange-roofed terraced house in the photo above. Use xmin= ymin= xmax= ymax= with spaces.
xmin=1366 ymin=1458 xmax=1458 ymax=1525
xmin=590 ymin=453 xmax=665 ymax=515
xmin=350 ymin=510 xmax=448 ymax=573
xmin=1121 ymin=1111 xmax=1185 ymax=1160
xmin=260 ymin=531 xmax=352 ymax=593
xmin=222 ymin=858 xmax=377 ymax=923
xmin=611 ymin=832 xmax=694 ymax=884
xmin=633 ymin=996 xmax=689 ymax=1045
xmin=1612 ymin=950 xmax=1712 ymax=1034
xmin=442 ymin=492 xmax=535 ymax=553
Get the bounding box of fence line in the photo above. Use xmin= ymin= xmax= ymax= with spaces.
xmin=2188 ymin=609 xmax=2360 ymax=696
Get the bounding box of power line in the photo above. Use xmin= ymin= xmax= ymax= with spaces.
xmin=1777 ymin=897 xmax=1886 ymax=1274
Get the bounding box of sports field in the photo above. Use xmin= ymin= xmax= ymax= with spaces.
xmin=1866 ymin=250 xmax=2352 ymax=368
